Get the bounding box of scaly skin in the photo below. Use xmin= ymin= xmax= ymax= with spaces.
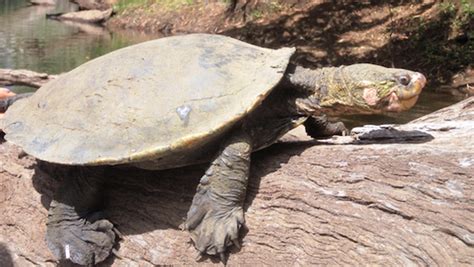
xmin=185 ymin=63 xmax=426 ymax=262
xmin=184 ymin=132 xmax=251 ymax=263
xmin=0 ymin=63 xmax=426 ymax=265
xmin=44 ymin=166 xmax=116 ymax=266
xmin=289 ymin=64 xmax=426 ymax=116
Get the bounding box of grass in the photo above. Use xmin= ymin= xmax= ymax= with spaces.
xmin=114 ymin=0 xmax=196 ymax=13
xmin=248 ymin=1 xmax=284 ymax=20
xmin=406 ymin=0 xmax=474 ymax=83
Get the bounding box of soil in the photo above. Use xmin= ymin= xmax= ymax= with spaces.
xmin=107 ymin=0 xmax=474 ymax=91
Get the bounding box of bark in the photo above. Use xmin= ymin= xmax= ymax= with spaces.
xmin=0 ymin=69 xmax=57 ymax=88
xmin=0 ymin=97 xmax=473 ymax=266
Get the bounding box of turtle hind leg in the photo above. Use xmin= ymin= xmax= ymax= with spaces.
xmin=304 ymin=114 xmax=348 ymax=139
xmin=184 ymin=131 xmax=251 ymax=262
xmin=45 ymin=165 xmax=116 ymax=266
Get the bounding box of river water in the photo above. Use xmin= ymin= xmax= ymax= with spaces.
xmin=0 ymin=0 xmax=158 ymax=91
xmin=0 ymin=0 xmax=463 ymax=127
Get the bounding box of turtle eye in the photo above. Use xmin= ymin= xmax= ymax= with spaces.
xmin=398 ymin=75 xmax=411 ymax=86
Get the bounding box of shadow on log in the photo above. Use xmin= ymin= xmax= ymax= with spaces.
xmin=0 ymin=97 xmax=473 ymax=266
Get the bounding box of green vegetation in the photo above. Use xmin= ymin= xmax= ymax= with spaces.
xmin=114 ymin=0 xmax=196 ymax=13
xmin=440 ymin=0 xmax=474 ymax=32
xmin=395 ymin=0 xmax=474 ymax=83
xmin=247 ymin=1 xmax=284 ymax=20
xmin=114 ymin=0 xmax=149 ymax=12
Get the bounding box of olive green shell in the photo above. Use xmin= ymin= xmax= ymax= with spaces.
xmin=3 ymin=34 xmax=295 ymax=165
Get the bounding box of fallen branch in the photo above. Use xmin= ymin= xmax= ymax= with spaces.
xmin=0 ymin=68 xmax=57 ymax=88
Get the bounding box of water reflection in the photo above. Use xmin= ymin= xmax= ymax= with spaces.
xmin=0 ymin=0 xmax=160 ymax=92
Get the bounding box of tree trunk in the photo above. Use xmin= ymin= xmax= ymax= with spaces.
xmin=0 ymin=69 xmax=57 ymax=88
xmin=0 ymin=97 xmax=473 ymax=266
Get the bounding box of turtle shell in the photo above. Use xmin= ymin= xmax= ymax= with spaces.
xmin=3 ymin=34 xmax=295 ymax=165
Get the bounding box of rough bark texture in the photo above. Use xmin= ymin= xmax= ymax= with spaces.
xmin=0 ymin=69 xmax=57 ymax=88
xmin=0 ymin=97 xmax=473 ymax=266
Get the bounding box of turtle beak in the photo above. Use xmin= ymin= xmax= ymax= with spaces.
xmin=386 ymin=72 xmax=426 ymax=112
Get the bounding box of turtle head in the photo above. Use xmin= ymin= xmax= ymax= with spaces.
xmin=319 ymin=64 xmax=426 ymax=115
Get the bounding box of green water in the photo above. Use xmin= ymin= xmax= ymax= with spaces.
xmin=0 ymin=0 xmax=464 ymax=126
xmin=0 ymin=0 xmax=159 ymax=92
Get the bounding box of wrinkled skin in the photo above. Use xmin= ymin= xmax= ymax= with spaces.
xmin=183 ymin=64 xmax=426 ymax=263
xmin=289 ymin=64 xmax=426 ymax=116
xmin=0 ymin=63 xmax=426 ymax=265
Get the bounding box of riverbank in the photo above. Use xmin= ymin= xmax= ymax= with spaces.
xmin=106 ymin=0 xmax=473 ymax=92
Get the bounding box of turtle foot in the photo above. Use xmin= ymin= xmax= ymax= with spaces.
xmin=46 ymin=211 xmax=116 ymax=265
xmin=185 ymin=190 xmax=244 ymax=260
xmin=304 ymin=115 xmax=349 ymax=139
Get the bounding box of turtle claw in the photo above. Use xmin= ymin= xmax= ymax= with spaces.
xmin=219 ymin=252 xmax=227 ymax=265
xmin=113 ymin=226 xmax=124 ymax=240
xmin=195 ymin=251 xmax=205 ymax=261
xmin=111 ymin=248 xmax=123 ymax=259
xmin=232 ymin=239 xmax=241 ymax=249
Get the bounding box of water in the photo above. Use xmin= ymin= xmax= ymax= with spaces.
xmin=0 ymin=0 xmax=159 ymax=92
xmin=0 ymin=0 xmax=464 ymax=126
xmin=340 ymin=90 xmax=465 ymax=128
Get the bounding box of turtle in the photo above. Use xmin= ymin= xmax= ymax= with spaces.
xmin=0 ymin=33 xmax=426 ymax=265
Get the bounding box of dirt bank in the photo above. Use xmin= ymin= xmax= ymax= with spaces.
xmin=107 ymin=0 xmax=473 ymax=91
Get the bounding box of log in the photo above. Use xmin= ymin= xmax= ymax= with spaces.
xmin=29 ymin=0 xmax=56 ymax=6
xmin=0 ymin=97 xmax=473 ymax=266
xmin=0 ymin=69 xmax=57 ymax=88
xmin=46 ymin=9 xmax=113 ymax=24
xmin=437 ymin=68 xmax=474 ymax=97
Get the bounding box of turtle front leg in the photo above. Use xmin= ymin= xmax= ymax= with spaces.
xmin=304 ymin=114 xmax=348 ymax=139
xmin=45 ymin=166 xmax=116 ymax=265
xmin=184 ymin=131 xmax=251 ymax=262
